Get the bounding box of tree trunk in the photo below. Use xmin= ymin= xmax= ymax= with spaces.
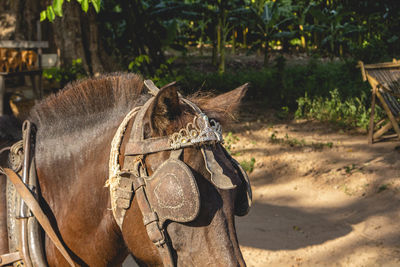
xmin=232 ymin=29 xmax=236 ymax=55
xmin=212 ymin=38 xmax=218 ymax=66
xmin=313 ymin=18 xmax=319 ymax=49
xmin=219 ymin=34 xmax=225 ymax=74
xmin=199 ymin=35 xmax=204 ymax=56
xmin=217 ymin=22 xmax=221 ymax=59
xmin=243 ymin=27 xmax=248 ymax=50
xmin=51 ymin=2 xmax=111 ymax=75
xmin=263 ymin=41 xmax=269 ymax=67
xmin=85 ymin=8 xmax=105 ymax=75
xmin=218 ymin=17 xmax=226 ymax=74
xmin=0 ymin=0 xmax=43 ymax=40
xmin=52 ymin=2 xmax=89 ymax=72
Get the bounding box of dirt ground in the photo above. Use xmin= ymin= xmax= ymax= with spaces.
xmin=231 ymin=107 xmax=400 ymax=267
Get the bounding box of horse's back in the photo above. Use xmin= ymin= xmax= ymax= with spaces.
xmin=0 ymin=115 xmax=21 ymax=254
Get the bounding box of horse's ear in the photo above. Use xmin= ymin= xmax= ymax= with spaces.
xmin=147 ymin=84 xmax=181 ymax=135
xmin=196 ymin=83 xmax=248 ymax=124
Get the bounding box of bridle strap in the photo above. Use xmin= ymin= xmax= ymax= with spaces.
xmin=129 ymin=161 xmax=174 ymax=267
xmin=124 ymin=94 xmax=176 ymax=266
xmin=125 ymin=137 xmax=191 ymax=156
xmin=130 ymin=96 xmax=154 ymax=144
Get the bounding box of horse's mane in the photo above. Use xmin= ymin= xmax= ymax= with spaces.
xmin=29 ymin=73 xmax=148 ymax=137
xmin=28 ymin=72 xmax=242 ymax=140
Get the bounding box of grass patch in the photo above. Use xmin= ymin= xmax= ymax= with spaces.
xmin=377 ymin=184 xmax=389 ymax=193
xmin=269 ymin=132 xmax=333 ymax=149
xmin=224 ymin=132 xmax=240 ymax=155
xmin=295 ymin=89 xmax=385 ymax=130
xmin=240 ymin=158 xmax=256 ymax=173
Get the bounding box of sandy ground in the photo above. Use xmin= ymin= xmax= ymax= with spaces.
xmin=231 ymin=109 xmax=400 ymax=267
xmin=123 ymin=108 xmax=400 ymax=267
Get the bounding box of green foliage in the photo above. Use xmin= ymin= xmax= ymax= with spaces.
xmin=275 ymin=106 xmax=290 ymax=120
xmin=295 ymin=89 xmax=384 ymax=130
xmin=377 ymin=184 xmax=388 ymax=193
xmin=178 ymin=59 xmax=368 ymax=109
xmin=128 ymin=55 xmax=151 ymax=73
xmin=350 ymin=37 xmax=391 ymax=64
xmin=178 ymin=66 xmax=277 ymax=96
xmin=269 ymin=132 xmax=333 ymax=149
xmin=240 ymin=158 xmax=256 ymax=173
xmin=128 ymin=56 xmax=183 ymax=88
xmin=43 ymin=58 xmax=87 ymax=87
xmin=224 ymin=131 xmax=240 ymax=155
xmin=151 ymin=57 xmax=184 ymax=87
xmin=344 ymin=164 xmax=357 ymax=174
xmin=40 ymin=0 xmax=101 ymax=22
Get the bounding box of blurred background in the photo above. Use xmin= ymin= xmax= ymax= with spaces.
xmin=0 ymin=0 xmax=399 ymax=126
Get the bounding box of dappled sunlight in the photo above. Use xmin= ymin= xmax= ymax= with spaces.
xmin=231 ymin=109 xmax=400 ymax=266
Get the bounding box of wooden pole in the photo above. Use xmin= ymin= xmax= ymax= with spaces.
xmin=368 ymin=84 xmax=376 ymax=144
xmin=376 ymin=89 xmax=400 ymax=141
xmin=36 ymin=21 xmax=43 ymax=99
xmin=373 ymin=120 xmax=393 ymax=140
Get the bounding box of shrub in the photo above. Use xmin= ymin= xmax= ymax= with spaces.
xmin=43 ymin=58 xmax=87 ymax=88
xmin=177 ymin=59 xmax=369 ymax=109
xmin=295 ymin=89 xmax=384 ymax=130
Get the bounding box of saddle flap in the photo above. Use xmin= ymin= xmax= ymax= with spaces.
xmin=145 ymin=158 xmax=200 ymax=226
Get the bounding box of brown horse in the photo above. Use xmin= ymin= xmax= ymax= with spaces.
xmin=5 ymin=73 xmax=249 ymax=266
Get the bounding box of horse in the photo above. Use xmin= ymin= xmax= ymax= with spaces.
xmin=1 ymin=73 xmax=251 ymax=266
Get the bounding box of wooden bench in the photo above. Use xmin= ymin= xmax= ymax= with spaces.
xmin=359 ymin=60 xmax=400 ymax=144
xmin=0 ymin=40 xmax=48 ymax=116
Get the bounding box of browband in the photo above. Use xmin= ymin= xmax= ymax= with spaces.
xmin=124 ymin=87 xmax=223 ymax=156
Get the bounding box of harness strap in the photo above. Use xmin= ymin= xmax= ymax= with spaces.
xmin=0 ymin=168 xmax=76 ymax=267
xmin=0 ymin=252 xmax=22 ymax=266
xmin=130 ymin=162 xmax=175 ymax=267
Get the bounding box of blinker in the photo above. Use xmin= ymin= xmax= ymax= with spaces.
xmin=143 ymin=149 xmax=201 ymax=226
xmin=201 ymin=146 xmax=237 ymax=190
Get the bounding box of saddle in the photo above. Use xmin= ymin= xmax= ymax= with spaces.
xmin=1 ymin=122 xmax=75 ymax=266
xmin=2 ymin=122 xmax=46 ymax=267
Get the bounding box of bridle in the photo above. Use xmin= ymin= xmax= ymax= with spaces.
xmin=107 ymin=80 xmax=252 ymax=266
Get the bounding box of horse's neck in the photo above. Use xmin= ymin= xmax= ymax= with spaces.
xmin=35 ymin=120 xmax=126 ymax=264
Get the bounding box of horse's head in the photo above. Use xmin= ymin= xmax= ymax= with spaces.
xmin=120 ymin=84 xmax=251 ymax=266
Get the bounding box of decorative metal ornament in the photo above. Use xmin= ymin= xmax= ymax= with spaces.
xmin=169 ymin=113 xmax=223 ymax=149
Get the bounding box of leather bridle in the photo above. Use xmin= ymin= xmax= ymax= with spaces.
xmin=108 ymin=81 xmax=252 ymax=266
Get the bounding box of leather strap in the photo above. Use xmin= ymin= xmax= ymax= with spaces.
xmin=0 ymin=252 xmax=22 ymax=266
xmin=1 ymin=168 xmax=76 ymax=267
xmin=129 ymin=163 xmax=175 ymax=267
xmin=131 ymin=97 xmax=154 ymax=143
xmin=144 ymin=80 xmax=160 ymax=96
xmin=125 ymin=137 xmax=171 ymax=155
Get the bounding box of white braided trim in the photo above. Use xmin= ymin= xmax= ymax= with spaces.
xmin=106 ymin=107 xmax=140 ymax=213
